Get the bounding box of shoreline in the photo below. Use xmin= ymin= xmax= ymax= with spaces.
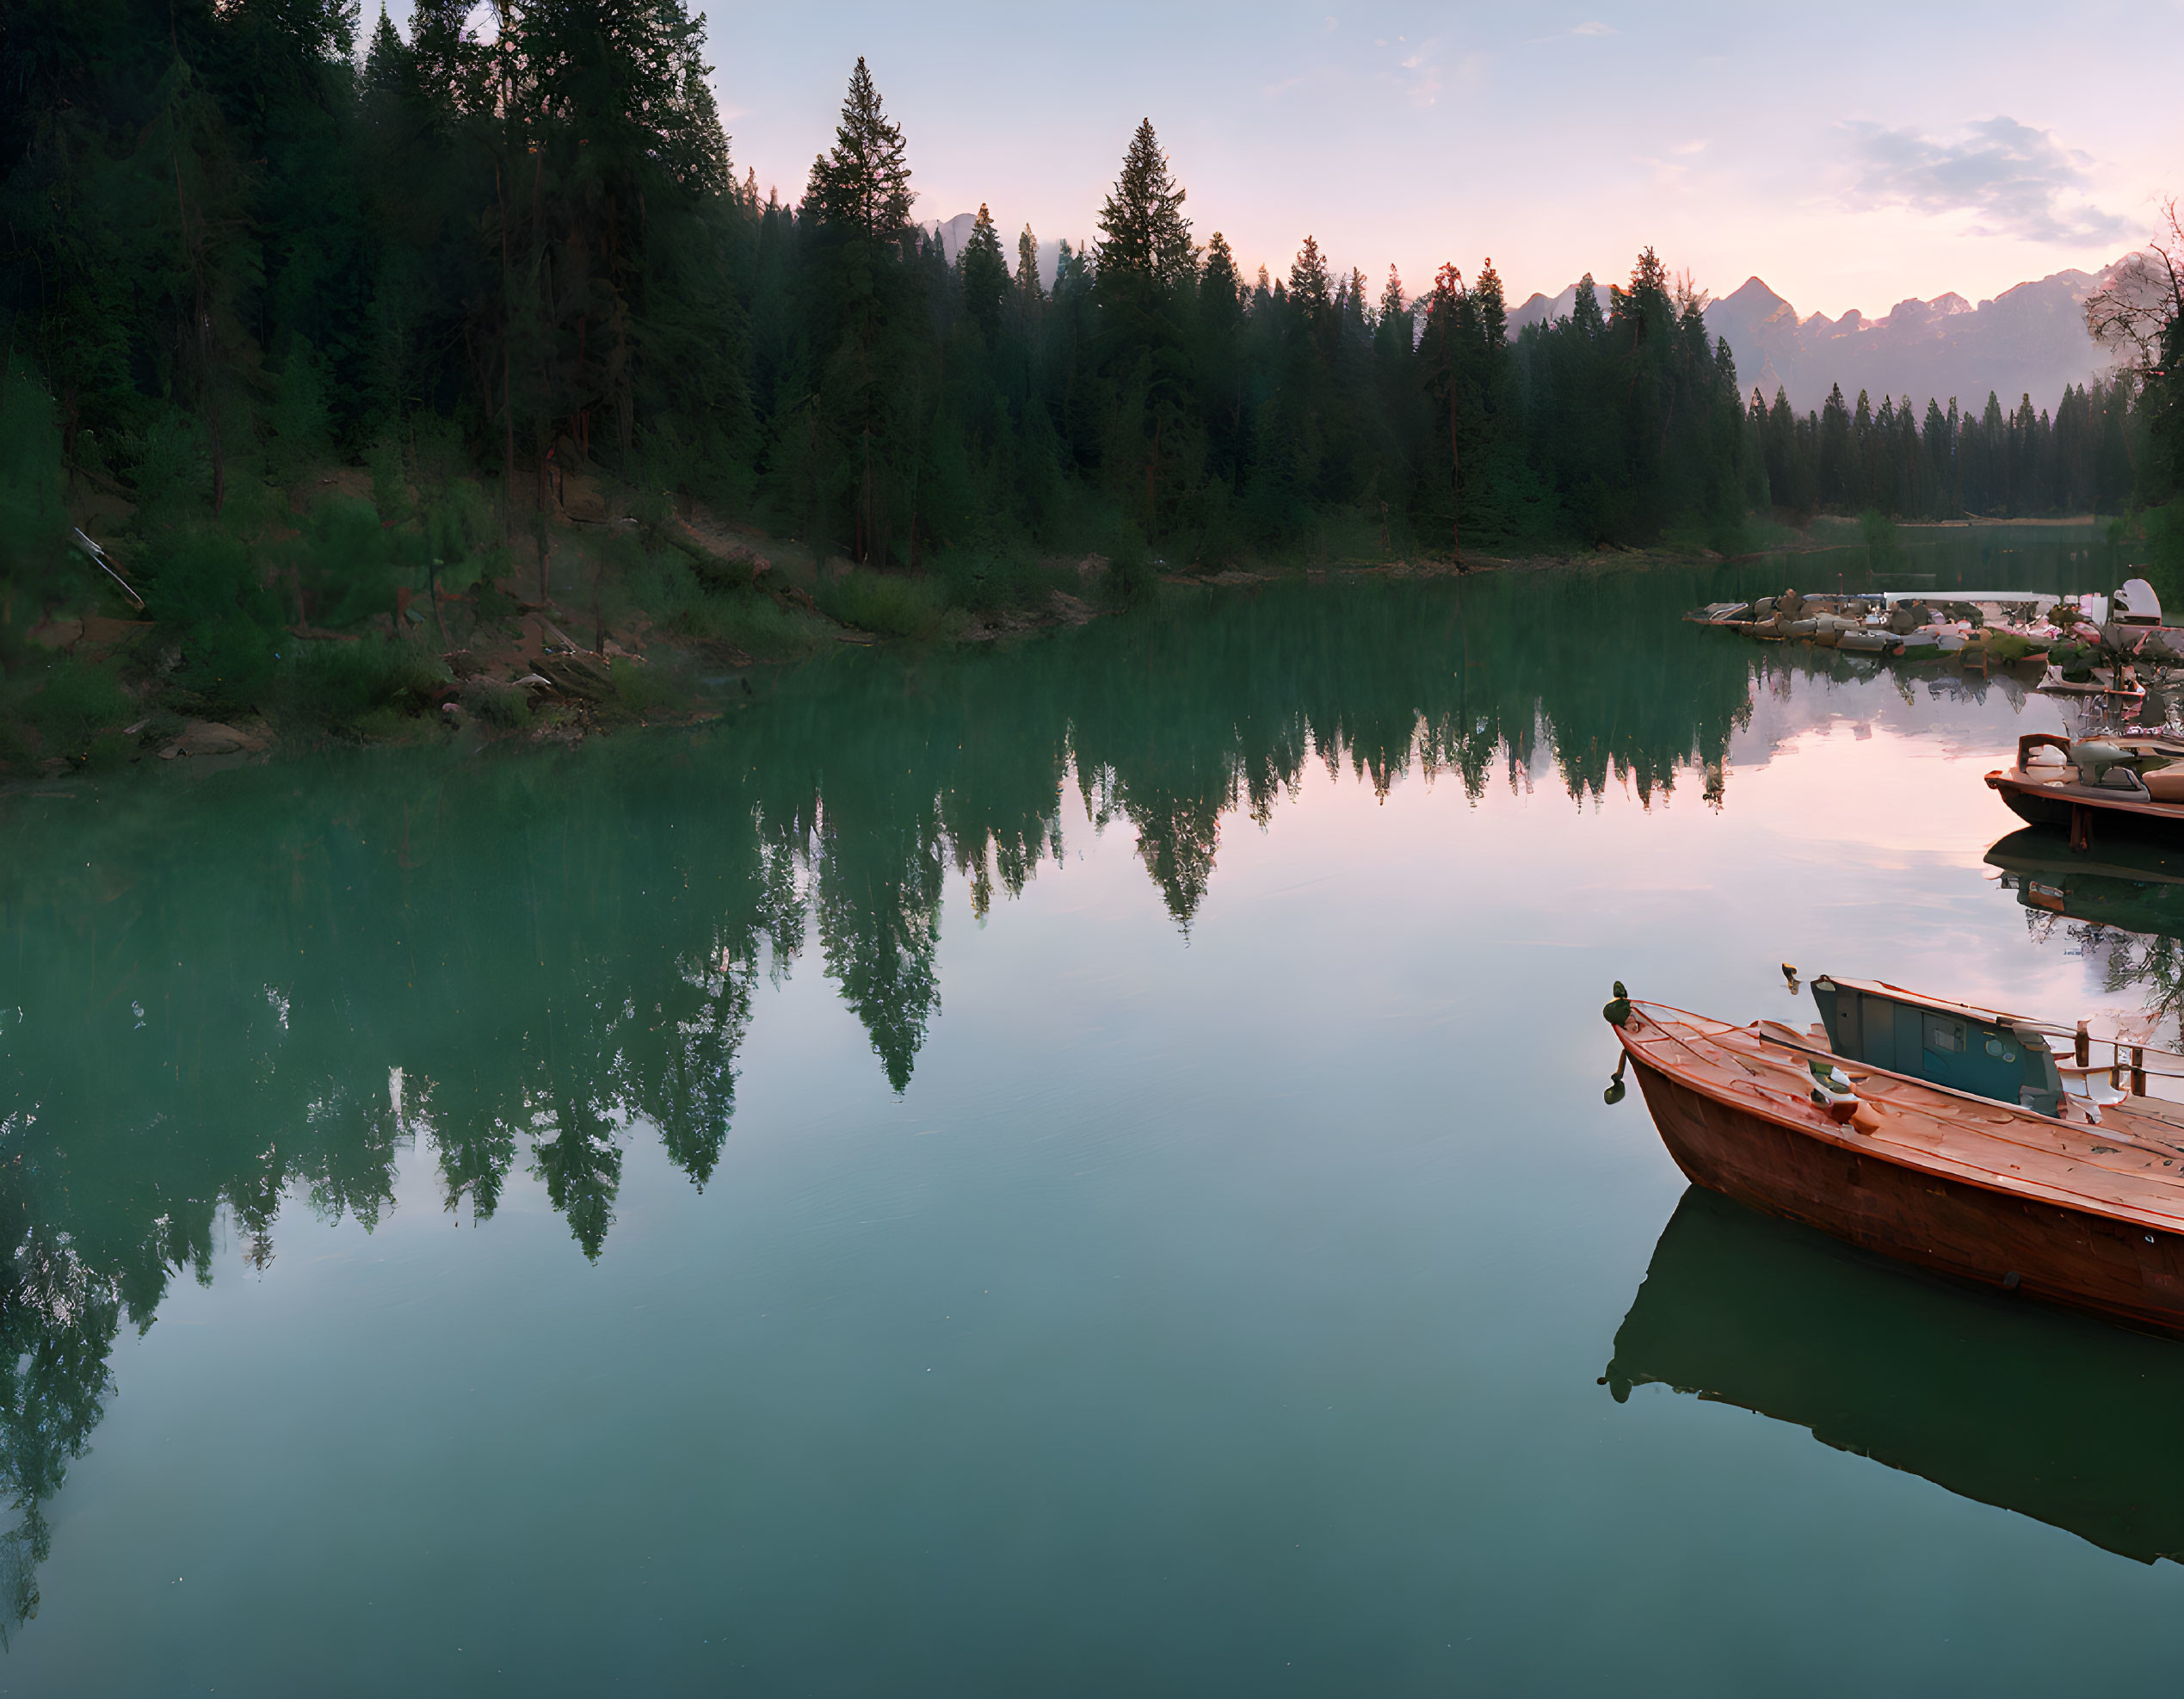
xmin=4 ymin=514 xmax=2124 ymax=788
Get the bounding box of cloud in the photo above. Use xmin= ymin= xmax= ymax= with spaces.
xmin=1570 ymin=21 xmax=1613 ymax=34
xmin=1847 ymin=116 xmax=2131 ymax=244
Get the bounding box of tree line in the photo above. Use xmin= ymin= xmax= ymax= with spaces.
xmin=1749 ymin=379 xmax=2140 ymax=522
xmin=6 ymin=0 xmax=2181 ymax=668
xmin=3 ymin=0 xmax=1762 ymax=613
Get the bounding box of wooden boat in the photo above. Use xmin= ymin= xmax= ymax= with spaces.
xmin=1607 ymin=975 xmax=2184 ymax=1334
xmin=1605 ymin=1186 xmax=2184 ymax=1564
xmin=2037 ymin=664 xmax=2145 ymax=699
xmin=1986 ymin=731 xmax=2184 ymax=848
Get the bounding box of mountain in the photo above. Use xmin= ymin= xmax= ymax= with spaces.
xmin=925 ymin=213 xmax=1065 ymax=289
xmin=1507 ymin=284 xmax=1582 ymax=334
xmin=1508 ymin=263 xmax=2128 ymax=414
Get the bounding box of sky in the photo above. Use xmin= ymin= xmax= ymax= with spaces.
xmin=389 ymin=1 xmax=2179 ymax=319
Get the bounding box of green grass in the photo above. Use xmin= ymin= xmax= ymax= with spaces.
xmin=814 ymin=567 xmax=953 ymax=638
xmin=621 ymin=547 xmax=834 ymax=659
xmin=604 ymin=658 xmax=691 ymax=718
xmin=928 ymin=547 xmax=1077 ymax=614
xmin=271 ymin=638 xmax=451 ymax=738
xmin=6 ymin=656 xmax=135 ymax=763
xmin=459 ymin=678 xmax=534 ymax=729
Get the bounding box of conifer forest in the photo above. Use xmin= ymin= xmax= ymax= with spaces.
xmin=2 ymin=0 xmax=2181 ymax=756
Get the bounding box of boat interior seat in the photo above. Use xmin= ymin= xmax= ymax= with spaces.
xmin=2146 ymin=768 xmax=2184 ymax=802
xmin=2059 ymin=1066 xmax=2132 ymax=1108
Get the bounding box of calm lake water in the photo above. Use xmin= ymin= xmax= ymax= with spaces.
xmin=9 ymin=528 xmax=2184 ymax=1696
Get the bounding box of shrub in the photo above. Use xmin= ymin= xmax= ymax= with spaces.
xmin=143 ymin=527 xmax=273 ymax=631
xmin=174 ymin=617 xmax=278 ymax=715
xmin=136 ymin=526 xmax=284 ymax=713
xmin=703 ymin=590 xmax=834 ymax=659
xmin=292 ymin=496 xmax=400 ymax=629
xmin=12 ymin=657 xmax=133 ymax=756
xmin=1101 ymin=528 xmax=1158 ymax=607
xmin=273 ymin=638 xmax=450 ymax=737
xmin=608 ymin=659 xmax=687 ymax=717
xmin=459 ymin=678 xmax=533 ymax=729
xmin=814 ymin=568 xmax=951 ymax=638
xmin=929 ymin=546 xmax=1071 ymax=614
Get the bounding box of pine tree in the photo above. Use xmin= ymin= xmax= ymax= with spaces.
xmin=1373 ymin=268 xmax=1412 ymax=372
xmin=799 ymin=58 xmax=926 ymax=563
xmin=1289 ymin=236 xmax=1330 ymax=319
xmin=1766 ymin=386 xmax=1801 ymax=512
xmin=1570 ymin=274 xmax=1604 ymax=339
xmin=1195 ymin=232 xmax=1245 ymax=482
xmin=1014 ymin=224 xmax=1045 ymax=321
xmin=1418 ymin=262 xmax=1467 ymax=562
xmin=1200 ymin=232 xmax=1241 ymax=325
xmin=1379 ymin=266 xmax=1406 ymax=327
xmin=1336 ymin=264 xmax=1371 ymax=340
xmin=1817 ymin=383 xmax=1851 ymax=508
xmin=1095 ymin=120 xmax=1194 ymax=288
xmin=808 ymin=57 xmax=913 ymax=242
xmin=1473 ymin=258 xmax=1507 ymax=344
xmin=960 ymin=204 xmax=1007 ymax=337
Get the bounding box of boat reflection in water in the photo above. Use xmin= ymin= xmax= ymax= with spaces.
xmin=1605 ymin=1186 xmax=2184 ymax=1566
xmin=1987 ymin=825 xmax=2184 ymax=936
xmin=1987 ymin=826 xmax=2184 ymax=1044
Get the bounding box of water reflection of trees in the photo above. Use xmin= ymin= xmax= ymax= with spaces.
xmin=2083 ymin=928 xmax=2184 ymax=1043
xmin=1989 ymin=829 xmax=2184 ymax=1051
xmin=0 ymin=565 xmax=1782 ymax=1633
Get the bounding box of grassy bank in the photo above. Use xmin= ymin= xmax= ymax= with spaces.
xmin=6 ymin=411 xmax=2166 ymax=782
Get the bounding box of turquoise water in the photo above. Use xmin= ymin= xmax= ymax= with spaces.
xmin=6 ymin=530 xmax=2184 ymax=1695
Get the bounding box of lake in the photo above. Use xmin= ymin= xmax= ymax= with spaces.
xmin=6 ymin=527 xmax=2183 ymax=1696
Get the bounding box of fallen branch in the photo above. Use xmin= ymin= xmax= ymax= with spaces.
xmin=71 ymin=529 xmax=145 ymax=609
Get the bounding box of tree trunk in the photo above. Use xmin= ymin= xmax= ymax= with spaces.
xmin=1146 ymin=414 xmax=1161 ymax=528
xmin=1449 ymin=386 xmax=1462 ymax=566
xmin=428 ymin=559 xmax=452 ymax=646
xmin=498 ymin=163 xmax=515 ymax=542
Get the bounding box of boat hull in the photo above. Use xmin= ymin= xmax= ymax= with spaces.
xmin=1987 ymin=769 xmax=2184 ymax=839
xmin=1993 ymin=781 xmax=2074 ymax=829
xmin=1626 ymin=1051 xmax=2184 ymax=1335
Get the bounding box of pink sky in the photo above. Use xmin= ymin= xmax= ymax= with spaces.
xmin=694 ymin=0 xmax=2173 ymax=318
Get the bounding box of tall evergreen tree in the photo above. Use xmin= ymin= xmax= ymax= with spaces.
xmin=799 ymin=56 xmax=926 ymax=563
xmin=1095 ymin=119 xmax=1195 ymax=289
xmin=1817 ymin=383 xmax=1851 ymax=508
xmin=960 ymin=204 xmax=1007 ymax=338
xmin=807 ymin=57 xmax=912 ymax=241
xmin=1013 ymin=224 xmax=1045 ymax=322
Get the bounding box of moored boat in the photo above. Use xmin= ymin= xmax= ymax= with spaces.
xmin=1986 ymin=730 xmax=2184 ymax=846
xmin=1687 ymin=585 xmax=2070 ymax=673
xmin=2036 ymin=663 xmax=2147 ymax=699
xmin=1606 ymin=975 xmax=2184 ymax=1334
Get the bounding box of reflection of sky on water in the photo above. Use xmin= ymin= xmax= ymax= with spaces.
xmin=12 ymin=543 xmax=2184 ymax=1692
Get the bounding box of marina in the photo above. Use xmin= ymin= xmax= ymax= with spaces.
xmin=1624 ymin=564 xmax=2184 ymax=1335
